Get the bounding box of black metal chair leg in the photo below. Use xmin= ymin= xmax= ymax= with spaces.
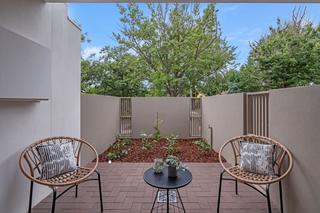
xmin=95 ymin=170 xmax=104 ymax=212
xmin=75 ymin=185 xmax=78 ymax=198
xmin=28 ymin=181 xmax=34 ymax=213
xmin=51 ymin=188 xmax=57 ymax=213
xmin=279 ymin=181 xmax=283 ymax=213
xmin=235 ymin=179 xmax=238 ymax=195
xmin=266 ymin=185 xmax=272 ymax=213
xmin=217 ymin=170 xmax=224 ymax=213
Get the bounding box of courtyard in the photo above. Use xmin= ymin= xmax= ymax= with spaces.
xmin=33 ymin=163 xmax=280 ymax=213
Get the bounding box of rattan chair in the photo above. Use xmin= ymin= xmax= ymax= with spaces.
xmin=19 ymin=136 xmax=103 ymax=213
xmin=217 ymin=134 xmax=293 ymax=213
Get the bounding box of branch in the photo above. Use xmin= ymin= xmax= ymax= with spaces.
xmin=129 ymin=34 xmax=157 ymax=72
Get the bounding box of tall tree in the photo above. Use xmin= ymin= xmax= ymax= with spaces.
xmin=81 ymin=46 xmax=147 ymax=97
xmin=238 ymin=8 xmax=320 ymax=91
xmin=114 ymin=3 xmax=236 ymax=96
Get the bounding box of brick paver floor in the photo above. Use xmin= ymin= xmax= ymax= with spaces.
xmin=33 ymin=163 xmax=280 ymax=213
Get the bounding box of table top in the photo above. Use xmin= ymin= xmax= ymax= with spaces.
xmin=143 ymin=167 xmax=192 ymax=190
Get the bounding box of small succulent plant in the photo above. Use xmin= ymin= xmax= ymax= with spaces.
xmin=153 ymin=158 xmax=164 ymax=173
xmin=165 ymin=155 xmax=181 ymax=168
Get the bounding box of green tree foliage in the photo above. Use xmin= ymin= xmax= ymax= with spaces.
xmin=81 ymin=46 xmax=147 ymax=96
xmin=234 ymin=8 xmax=320 ymax=92
xmin=82 ymin=6 xmax=319 ymax=96
xmin=95 ymin=4 xmax=235 ymax=96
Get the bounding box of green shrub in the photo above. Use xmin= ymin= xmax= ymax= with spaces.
xmin=116 ymin=135 xmax=132 ymax=146
xmin=120 ymin=137 xmax=132 ymax=146
xmin=106 ymin=136 xmax=132 ymax=159
xmin=121 ymin=149 xmax=129 ymax=155
xmin=141 ymin=133 xmax=153 ymax=150
xmin=166 ymin=134 xmax=178 ymax=155
xmin=192 ymin=139 xmax=211 ymax=152
xmin=107 ymin=152 xmax=118 ymax=160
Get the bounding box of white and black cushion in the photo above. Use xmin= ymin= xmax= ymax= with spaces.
xmin=240 ymin=142 xmax=274 ymax=176
xmin=36 ymin=141 xmax=78 ymax=179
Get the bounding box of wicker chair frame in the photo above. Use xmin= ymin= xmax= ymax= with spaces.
xmin=217 ymin=134 xmax=293 ymax=213
xmin=19 ymin=136 xmax=103 ymax=213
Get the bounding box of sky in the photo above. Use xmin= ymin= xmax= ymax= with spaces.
xmin=67 ymin=3 xmax=320 ymax=66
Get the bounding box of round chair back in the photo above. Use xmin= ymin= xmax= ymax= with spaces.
xmin=219 ymin=134 xmax=293 ymax=184
xmin=19 ymin=136 xmax=98 ymax=187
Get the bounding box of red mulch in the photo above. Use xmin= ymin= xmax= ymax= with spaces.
xmin=98 ymin=138 xmax=222 ymax=163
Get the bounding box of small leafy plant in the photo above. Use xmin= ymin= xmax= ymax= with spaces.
xmin=106 ymin=136 xmax=132 ymax=159
xmin=106 ymin=152 xmax=118 ymax=160
xmin=165 ymin=155 xmax=181 ymax=168
xmin=121 ymin=149 xmax=129 ymax=155
xmin=166 ymin=134 xmax=178 ymax=155
xmin=141 ymin=133 xmax=153 ymax=150
xmin=153 ymin=159 xmax=164 ymax=173
xmin=192 ymin=139 xmax=211 ymax=152
xmin=120 ymin=137 xmax=132 ymax=146
xmin=153 ymin=112 xmax=163 ymax=140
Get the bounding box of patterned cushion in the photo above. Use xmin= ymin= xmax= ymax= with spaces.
xmin=240 ymin=142 xmax=274 ymax=176
xmin=36 ymin=141 xmax=77 ymax=179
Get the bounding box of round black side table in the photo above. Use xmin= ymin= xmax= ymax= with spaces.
xmin=143 ymin=167 xmax=192 ymax=213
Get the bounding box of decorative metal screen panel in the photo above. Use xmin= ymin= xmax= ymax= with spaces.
xmin=189 ymin=98 xmax=202 ymax=137
xmin=120 ymin=98 xmax=132 ymax=136
xmin=244 ymin=92 xmax=269 ymax=137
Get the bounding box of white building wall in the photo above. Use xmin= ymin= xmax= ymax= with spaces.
xmin=50 ymin=5 xmax=81 ymax=136
xmin=0 ymin=0 xmax=81 ymax=212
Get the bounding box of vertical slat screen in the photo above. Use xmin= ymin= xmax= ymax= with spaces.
xmin=120 ymin=98 xmax=132 ymax=136
xmin=244 ymin=92 xmax=269 ymax=137
xmin=189 ymin=98 xmax=202 ymax=137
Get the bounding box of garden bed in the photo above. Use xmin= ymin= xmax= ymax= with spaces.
xmin=98 ymin=138 xmax=222 ymax=163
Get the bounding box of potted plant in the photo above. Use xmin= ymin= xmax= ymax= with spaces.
xmin=165 ymin=155 xmax=180 ymax=178
xmin=153 ymin=158 xmax=164 ymax=174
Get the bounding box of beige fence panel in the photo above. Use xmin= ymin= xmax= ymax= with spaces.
xmin=189 ymin=98 xmax=202 ymax=137
xmin=244 ymin=92 xmax=269 ymax=137
xmin=120 ymin=98 xmax=132 ymax=136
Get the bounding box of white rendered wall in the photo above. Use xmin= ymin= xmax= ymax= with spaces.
xmin=50 ymin=5 xmax=81 ymax=136
xmin=0 ymin=0 xmax=81 ymax=212
xmin=0 ymin=0 xmax=52 ymax=99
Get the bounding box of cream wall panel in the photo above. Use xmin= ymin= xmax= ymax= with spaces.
xmin=131 ymin=97 xmax=190 ymax=138
xmin=202 ymin=93 xmax=244 ymax=161
xmin=81 ymin=94 xmax=119 ymax=163
xmin=269 ymin=86 xmax=320 ymax=213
